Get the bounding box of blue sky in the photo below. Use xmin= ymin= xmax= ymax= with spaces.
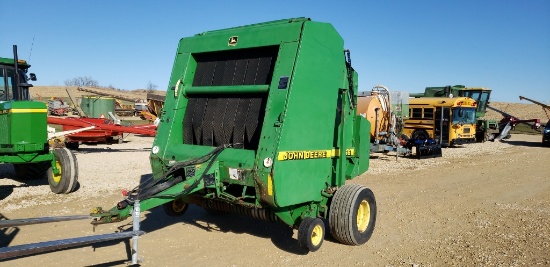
xmin=2 ymin=0 xmax=549 ymax=103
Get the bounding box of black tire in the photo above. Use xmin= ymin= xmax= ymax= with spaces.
xmin=13 ymin=162 xmax=50 ymax=180
xmin=329 ymin=184 xmax=376 ymax=246
xmin=475 ymin=131 xmax=488 ymax=142
xmin=65 ymin=141 xmax=80 ymax=150
xmin=411 ymin=130 xmax=429 ymax=140
xmin=298 ymin=217 xmax=325 ymax=252
xmin=48 ymin=148 xmax=79 ymax=194
xmin=163 ymin=198 xmax=189 ymax=217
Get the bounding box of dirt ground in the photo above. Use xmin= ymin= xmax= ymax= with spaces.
xmin=1 ymin=133 xmax=549 ymax=266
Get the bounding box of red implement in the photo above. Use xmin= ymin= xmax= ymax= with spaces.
xmin=47 ymin=117 xmax=156 ymax=144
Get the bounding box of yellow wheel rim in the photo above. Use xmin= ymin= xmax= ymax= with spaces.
xmin=356 ymin=199 xmax=370 ymax=233
xmin=311 ymin=224 xmax=323 ymax=246
xmin=52 ymin=161 xmax=62 ymax=183
xmin=172 ymin=199 xmax=187 ymax=213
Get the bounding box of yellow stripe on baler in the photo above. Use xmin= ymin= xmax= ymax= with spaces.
xmin=277 ymin=148 xmax=355 ymax=161
xmin=9 ymin=109 xmax=48 ymax=113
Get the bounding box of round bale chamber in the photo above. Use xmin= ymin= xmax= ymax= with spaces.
xmin=80 ymin=96 xmax=115 ymax=118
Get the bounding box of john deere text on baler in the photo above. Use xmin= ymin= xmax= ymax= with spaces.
xmin=92 ymin=18 xmax=376 ymax=252
xmin=0 ymin=45 xmax=78 ymax=194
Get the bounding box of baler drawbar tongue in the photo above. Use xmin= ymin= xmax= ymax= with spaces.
xmin=0 ymin=231 xmax=144 ymax=261
xmin=0 ymin=203 xmax=144 ymax=263
xmin=0 ymin=215 xmax=92 ymax=228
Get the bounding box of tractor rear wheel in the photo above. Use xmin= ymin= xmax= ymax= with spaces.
xmin=48 ymin=148 xmax=79 ymax=194
xmin=329 ymin=184 xmax=376 ymax=245
xmin=163 ymin=198 xmax=189 ymax=217
xmin=298 ymin=217 xmax=325 ymax=252
xmin=13 ymin=162 xmax=49 ymax=180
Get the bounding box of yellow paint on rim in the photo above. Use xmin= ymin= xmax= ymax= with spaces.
xmin=9 ymin=109 xmax=48 ymax=113
xmin=52 ymin=161 xmax=62 ymax=183
xmin=356 ymin=199 xmax=370 ymax=233
xmin=311 ymin=224 xmax=323 ymax=246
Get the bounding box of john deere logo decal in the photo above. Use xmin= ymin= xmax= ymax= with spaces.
xmin=228 ymin=36 xmax=238 ymax=46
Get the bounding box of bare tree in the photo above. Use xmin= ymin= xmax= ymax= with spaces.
xmin=146 ymin=81 xmax=158 ymax=93
xmin=64 ymin=76 xmax=99 ymax=87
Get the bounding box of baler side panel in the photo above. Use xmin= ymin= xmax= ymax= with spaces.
xmin=254 ymin=42 xmax=301 ymax=206
xmin=272 ymin=22 xmax=346 ymax=207
xmin=150 ymin=51 xmax=194 ymax=178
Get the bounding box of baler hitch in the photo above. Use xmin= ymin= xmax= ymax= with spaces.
xmin=90 ymin=144 xmax=230 ymax=226
xmin=0 ymin=211 xmax=144 ymax=262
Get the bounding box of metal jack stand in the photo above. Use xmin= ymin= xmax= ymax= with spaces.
xmin=130 ymin=200 xmax=142 ymax=266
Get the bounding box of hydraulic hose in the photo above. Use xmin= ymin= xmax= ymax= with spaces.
xmin=119 ymin=144 xmax=232 ymax=208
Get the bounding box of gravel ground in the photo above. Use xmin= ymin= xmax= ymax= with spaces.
xmin=1 ymin=133 xmax=548 ymax=266
xmin=367 ymin=138 xmax=512 ymax=175
xmin=0 ymin=134 xmax=153 ymax=212
xmin=0 ymin=135 xmax=511 ymax=212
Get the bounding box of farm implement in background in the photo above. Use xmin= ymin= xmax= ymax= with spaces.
xmin=47 ymin=87 xmax=159 ymax=149
xmin=486 ymin=104 xmax=540 ymax=140
xmin=519 ymin=95 xmax=550 ymax=146
xmin=47 ymin=116 xmax=157 ymax=149
xmin=74 ymin=86 xmax=166 ymax=122
xmin=77 ymin=86 xmax=144 ymax=117
xmin=412 ymin=85 xmax=541 ymax=142
xmin=519 ymin=96 xmax=550 ymax=121
xmin=139 ymin=92 xmax=165 ymax=122
xmin=47 ymin=97 xmax=70 ymax=116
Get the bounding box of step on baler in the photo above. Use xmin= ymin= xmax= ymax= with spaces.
xmin=0 ymin=18 xmax=377 ymax=262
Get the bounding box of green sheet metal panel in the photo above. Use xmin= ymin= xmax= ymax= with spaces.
xmin=270 ymin=21 xmax=347 ymax=207
xmin=0 ymin=101 xmax=47 ymax=145
xmin=80 ymin=96 xmax=115 ymax=118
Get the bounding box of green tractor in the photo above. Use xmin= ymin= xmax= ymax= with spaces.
xmin=411 ymin=85 xmax=499 ymax=142
xmin=1 ymin=45 xmax=78 ymax=194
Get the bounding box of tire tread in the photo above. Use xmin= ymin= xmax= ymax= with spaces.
xmin=329 ymin=184 xmax=376 ymax=246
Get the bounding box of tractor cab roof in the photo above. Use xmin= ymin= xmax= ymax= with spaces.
xmin=0 ymin=57 xmax=31 ymax=68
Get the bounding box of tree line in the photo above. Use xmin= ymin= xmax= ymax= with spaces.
xmin=64 ymin=76 xmax=158 ymax=92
